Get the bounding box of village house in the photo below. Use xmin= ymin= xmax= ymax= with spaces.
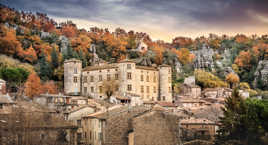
xmin=0 ymin=94 xmax=15 ymax=114
xmin=64 ymin=105 xmax=96 ymax=144
xmin=180 ymin=118 xmax=219 ymax=140
xmin=0 ymin=79 xmax=6 ymax=95
xmin=202 ymin=88 xmax=232 ymax=98
xmin=0 ymin=100 xmax=78 ymax=145
xmin=64 ymin=58 xmax=173 ymax=102
xmin=178 ymin=84 xmax=202 ymax=99
xmin=175 ymin=99 xmax=207 ymax=109
xmin=34 ymin=93 xmax=73 ymax=112
xmin=82 ymin=105 xmax=181 ymax=145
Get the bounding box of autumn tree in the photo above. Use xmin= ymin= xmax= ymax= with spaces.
xmin=42 ymin=81 xmax=58 ymax=94
xmin=173 ymin=48 xmax=195 ymax=65
xmin=195 ymin=69 xmax=228 ymax=88
xmin=24 ymin=72 xmax=42 ymax=99
xmin=225 ymin=73 xmax=240 ymax=88
xmin=102 ymin=79 xmax=119 ymax=100
xmin=0 ymin=26 xmax=24 ymax=57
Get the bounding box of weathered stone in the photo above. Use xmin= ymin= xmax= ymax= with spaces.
xmin=192 ymin=44 xmax=215 ymax=70
xmin=59 ymin=35 xmax=69 ymax=53
xmin=254 ymin=60 xmax=268 ymax=87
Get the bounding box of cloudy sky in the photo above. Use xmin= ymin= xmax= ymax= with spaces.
xmin=1 ymin=0 xmax=268 ymax=42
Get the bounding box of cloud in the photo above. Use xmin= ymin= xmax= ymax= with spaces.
xmin=1 ymin=0 xmax=268 ymax=41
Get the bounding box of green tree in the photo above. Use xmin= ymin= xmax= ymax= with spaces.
xmin=215 ymin=89 xmax=268 ymax=145
xmin=0 ymin=67 xmax=29 ymax=91
xmin=51 ymin=48 xmax=59 ymax=69
xmin=38 ymin=54 xmax=52 ymax=81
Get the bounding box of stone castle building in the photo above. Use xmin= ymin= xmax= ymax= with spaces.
xmin=64 ymin=58 xmax=172 ymax=102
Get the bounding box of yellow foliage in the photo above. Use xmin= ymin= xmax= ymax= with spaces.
xmin=195 ymin=69 xmax=228 ymax=88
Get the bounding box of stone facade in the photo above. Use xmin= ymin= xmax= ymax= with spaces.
xmin=180 ymin=118 xmax=219 ymax=141
xmin=64 ymin=59 xmax=82 ymax=95
xmin=0 ymin=79 xmax=6 ymax=95
xmin=130 ymin=110 xmax=181 ymax=145
xmin=82 ymin=105 xmax=181 ymax=145
xmin=64 ymin=59 xmax=172 ymax=102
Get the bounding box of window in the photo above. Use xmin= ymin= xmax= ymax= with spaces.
xmin=168 ymin=69 xmax=171 ymax=74
xmin=73 ymin=77 xmax=78 ymax=83
xmin=146 ymin=75 xmax=149 ymax=82
xmin=168 ymin=77 xmax=171 ymax=83
xmin=115 ymin=85 xmax=119 ymax=91
xmin=153 ymin=86 xmax=156 ymax=93
xmin=91 ymin=87 xmax=94 ymax=93
xmin=90 ymin=131 xmax=92 ymax=140
xmin=77 ymin=133 xmax=82 ymax=141
xmin=127 ymin=84 xmax=132 ymax=91
xmin=74 ymin=68 xmax=77 ymax=74
xmin=127 ymin=64 xmax=131 ymax=69
xmin=107 ymin=69 xmax=110 ymax=72
xmin=0 ymin=104 xmax=3 ymax=109
xmin=141 ymin=86 xmax=144 ymax=93
xmin=115 ymin=74 xmax=119 ymax=80
xmin=84 ymin=87 xmax=87 ymax=94
xmin=127 ymin=72 xmax=132 ymax=80
xmin=163 ymin=96 xmax=166 ymax=101
xmin=141 ymin=75 xmax=144 ymax=81
xmin=147 ymin=86 xmax=150 ymax=93
xmin=153 ymin=76 xmax=156 ymax=83
xmin=99 ymin=75 xmax=102 ymax=81
xmin=90 ymin=76 xmax=94 ymax=82
xmin=83 ymin=76 xmax=88 ymax=83
xmin=107 ymin=74 xmax=111 ymax=81
xmin=99 ymin=86 xmax=103 ymax=93
xmin=77 ymin=120 xmax=81 ymax=127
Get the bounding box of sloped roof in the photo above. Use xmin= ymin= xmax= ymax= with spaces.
xmin=83 ymin=64 xmax=118 ymax=71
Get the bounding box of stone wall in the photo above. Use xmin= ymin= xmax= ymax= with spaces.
xmin=132 ymin=111 xmax=181 ymax=145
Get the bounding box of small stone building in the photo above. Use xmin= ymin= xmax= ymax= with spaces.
xmin=180 ymin=118 xmax=219 ymax=141
xmin=82 ymin=105 xmax=181 ymax=145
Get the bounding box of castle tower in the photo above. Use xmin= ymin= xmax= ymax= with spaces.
xmin=118 ymin=59 xmax=137 ymax=96
xmin=158 ymin=65 xmax=172 ymax=102
xmin=64 ymin=58 xmax=82 ymax=95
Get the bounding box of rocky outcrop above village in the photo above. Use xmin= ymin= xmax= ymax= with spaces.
xmin=192 ymin=44 xmax=215 ymax=70
xmin=254 ymin=60 xmax=268 ymax=87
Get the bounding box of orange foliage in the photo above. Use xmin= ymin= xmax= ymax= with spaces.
xmin=61 ymin=24 xmax=77 ymax=38
xmin=71 ymin=34 xmax=92 ymax=53
xmin=235 ymin=34 xmax=249 ymax=44
xmin=24 ymin=72 xmax=42 ymax=99
xmin=234 ymin=51 xmax=251 ymax=69
xmin=41 ymin=81 xmax=58 ymax=94
xmin=226 ymin=73 xmax=240 ymax=88
xmin=151 ymin=43 xmax=165 ymax=65
xmin=173 ymin=48 xmax=195 ymax=65
xmin=0 ymin=26 xmax=24 ymax=56
xmin=20 ymin=45 xmax=38 ymax=63
xmin=172 ymin=37 xmax=193 ymax=48
xmin=252 ymin=42 xmax=268 ymax=59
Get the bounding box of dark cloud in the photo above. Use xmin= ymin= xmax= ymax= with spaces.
xmin=1 ymin=0 xmax=268 ymax=40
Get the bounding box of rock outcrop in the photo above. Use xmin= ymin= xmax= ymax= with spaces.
xmin=254 ymin=60 xmax=268 ymax=87
xmin=192 ymin=44 xmax=215 ymax=70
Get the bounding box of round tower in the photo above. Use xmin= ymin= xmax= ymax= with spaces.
xmin=64 ymin=58 xmax=82 ymax=95
xmin=158 ymin=65 xmax=172 ymax=102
